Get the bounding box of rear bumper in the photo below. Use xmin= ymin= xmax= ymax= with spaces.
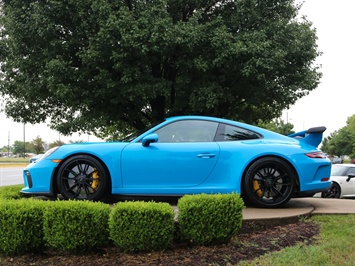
xmin=293 ymin=184 xmax=332 ymax=198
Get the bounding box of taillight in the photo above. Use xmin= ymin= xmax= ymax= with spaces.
xmin=305 ymin=152 xmax=327 ymax=159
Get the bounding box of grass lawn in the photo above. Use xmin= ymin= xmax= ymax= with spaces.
xmin=0 ymin=157 xmax=29 ymax=168
xmin=238 ymin=214 xmax=355 ymax=265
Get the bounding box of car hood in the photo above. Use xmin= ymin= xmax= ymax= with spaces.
xmin=47 ymin=142 xmax=129 ymax=159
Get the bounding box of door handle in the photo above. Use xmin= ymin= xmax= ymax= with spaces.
xmin=197 ymin=153 xmax=216 ymax=159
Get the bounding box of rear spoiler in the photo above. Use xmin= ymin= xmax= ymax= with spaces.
xmin=287 ymin=126 xmax=326 ymax=148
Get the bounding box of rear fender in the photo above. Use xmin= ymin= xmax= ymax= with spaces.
xmin=288 ymin=126 xmax=326 ymax=148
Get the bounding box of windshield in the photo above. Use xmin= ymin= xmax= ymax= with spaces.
xmin=331 ymin=165 xmax=348 ymax=176
xmin=120 ymin=121 xmax=162 ymax=142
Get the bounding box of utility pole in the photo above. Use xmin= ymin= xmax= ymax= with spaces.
xmin=7 ymin=131 xmax=10 ymax=157
xmin=23 ymin=124 xmax=26 ymax=158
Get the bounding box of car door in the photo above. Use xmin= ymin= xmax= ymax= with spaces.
xmin=342 ymin=167 xmax=355 ymax=196
xmin=121 ymin=120 xmax=220 ymax=188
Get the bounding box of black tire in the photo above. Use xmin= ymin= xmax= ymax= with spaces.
xmin=243 ymin=157 xmax=295 ymax=208
xmin=321 ymin=182 xmax=341 ymax=198
xmin=57 ymin=155 xmax=108 ymax=200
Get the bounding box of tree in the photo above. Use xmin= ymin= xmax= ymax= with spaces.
xmin=322 ymin=115 xmax=355 ymax=158
xmin=12 ymin=141 xmax=35 ymax=156
xmin=31 ymin=136 xmax=45 ymax=154
xmin=0 ymin=146 xmax=9 ymax=153
xmin=49 ymin=140 xmax=66 ymax=149
xmin=0 ymin=0 xmax=321 ymax=138
xmin=258 ymin=119 xmax=295 ymax=136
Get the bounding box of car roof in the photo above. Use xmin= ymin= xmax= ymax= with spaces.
xmin=162 ymin=115 xmax=295 ymax=141
xmin=333 ymin=164 xmax=355 ymax=167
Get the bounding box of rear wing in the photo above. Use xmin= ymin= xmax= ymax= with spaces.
xmin=288 ymin=126 xmax=326 ymax=148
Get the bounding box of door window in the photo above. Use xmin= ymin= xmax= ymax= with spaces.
xmin=155 ymin=120 xmax=218 ymax=142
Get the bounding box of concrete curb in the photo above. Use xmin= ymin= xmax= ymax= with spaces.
xmin=240 ymin=198 xmax=355 ymax=233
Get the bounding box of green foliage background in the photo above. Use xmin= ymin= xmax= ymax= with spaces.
xmin=321 ymin=114 xmax=355 ymax=158
xmin=0 ymin=0 xmax=321 ymax=138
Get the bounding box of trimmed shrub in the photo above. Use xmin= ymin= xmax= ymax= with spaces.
xmin=43 ymin=200 xmax=111 ymax=253
xmin=109 ymin=201 xmax=175 ymax=252
xmin=178 ymin=193 xmax=244 ymax=245
xmin=0 ymin=199 xmax=46 ymax=255
xmin=0 ymin=184 xmax=26 ymax=200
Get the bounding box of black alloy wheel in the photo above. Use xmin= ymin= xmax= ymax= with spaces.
xmin=321 ymin=182 xmax=341 ymax=198
xmin=57 ymin=155 xmax=108 ymax=200
xmin=243 ymin=157 xmax=295 ymax=208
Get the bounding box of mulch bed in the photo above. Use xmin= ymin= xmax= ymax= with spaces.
xmin=1 ymin=220 xmax=319 ymax=265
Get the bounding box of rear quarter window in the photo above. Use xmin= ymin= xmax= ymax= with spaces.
xmin=215 ymin=123 xmax=262 ymax=141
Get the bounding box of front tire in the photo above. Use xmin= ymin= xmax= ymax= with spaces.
xmin=321 ymin=182 xmax=341 ymax=198
xmin=243 ymin=157 xmax=295 ymax=208
xmin=57 ymin=155 xmax=108 ymax=200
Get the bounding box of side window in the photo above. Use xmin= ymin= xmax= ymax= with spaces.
xmin=347 ymin=168 xmax=355 ymax=176
xmin=155 ymin=120 xmax=218 ymax=143
xmin=215 ymin=123 xmax=262 ymax=141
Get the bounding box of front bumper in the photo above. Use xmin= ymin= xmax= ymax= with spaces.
xmin=21 ymin=159 xmax=59 ymax=196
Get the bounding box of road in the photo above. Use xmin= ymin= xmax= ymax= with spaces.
xmin=0 ymin=167 xmax=24 ymax=186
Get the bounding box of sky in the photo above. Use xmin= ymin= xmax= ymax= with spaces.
xmin=283 ymin=0 xmax=355 ymax=133
xmin=1 ymin=0 xmax=355 ymax=148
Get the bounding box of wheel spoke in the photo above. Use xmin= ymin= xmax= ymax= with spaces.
xmin=272 ymin=173 xmax=286 ymax=182
xmin=87 ymin=168 xmax=96 ymax=176
xmin=69 ymin=168 xmax=79 ymax=177
xmin=269 ymin=168 xmax=275 ymax=177
xmin=84 ymin=184 xmax=95 ymax=195
xmin=77 ymin=161 xmax=83 ymax=173
xmin=270 ymin=185 xmax=284 ymax=197
xmin=73 ymin=185 xmax=82 ymax=198
xmin=83 ymin=163 xmax=90 ymax=175
xmin=66 ymin=182 xmax=79 ymax=193
xmin=62 ymin=176 xmax=74 ymax=181
xmin=255 ymin=171 xmax=265 ymax=180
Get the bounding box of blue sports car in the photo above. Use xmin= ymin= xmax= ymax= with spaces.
xmin=21 ymin=116 xmax=331 ymax=208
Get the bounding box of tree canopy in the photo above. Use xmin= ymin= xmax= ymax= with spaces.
xmin=257 ymin=119 xmax=295 ymax=136
xmin=0 ymin=0 xmax=321 ymax=138
xmin=322 ymin=114 xmax=355 ymax=159
xmin=11 ymin=136 xmax=45 ymax=155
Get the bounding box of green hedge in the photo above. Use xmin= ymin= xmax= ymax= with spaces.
xmin=43 ymin=200 xmax=111 ymax=253
xmin=109 ymin=201 xmax=175 ymax=252
xmin=0 ymin=199 xmax=46 ymax=255
xmin=0 ymin=190 xmax=245 ymax=255
xmin=178 ymin=193 xmax=244 ymax=245
xmin=0 ymin=184 xmax=26 ymax=200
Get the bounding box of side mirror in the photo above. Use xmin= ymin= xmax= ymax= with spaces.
xmin=142 ymin=133 xmax=158 ymax=147
xmin=346 ymin=174 xmax=355 ymax=182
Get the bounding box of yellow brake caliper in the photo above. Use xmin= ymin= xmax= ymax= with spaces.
xmin=253 ymin=180 xmax=263 ymax=197
xmin=92 ymin=168 xmax=99 ymax=190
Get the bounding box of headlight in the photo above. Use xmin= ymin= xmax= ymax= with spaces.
xmin=42 ymin=146 xmax=60 ymax=160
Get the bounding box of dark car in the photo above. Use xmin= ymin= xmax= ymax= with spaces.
xmin=29 ymin=154 xmax=44 ymax=163
xmin=331 ymin=156 xmax=343 ymax=164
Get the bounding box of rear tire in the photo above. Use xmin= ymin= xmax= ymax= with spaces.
xmin=243 ymin=157 xmax=295 ymax=208
xmin=57 ymin=155 xmax=108 ymax=200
